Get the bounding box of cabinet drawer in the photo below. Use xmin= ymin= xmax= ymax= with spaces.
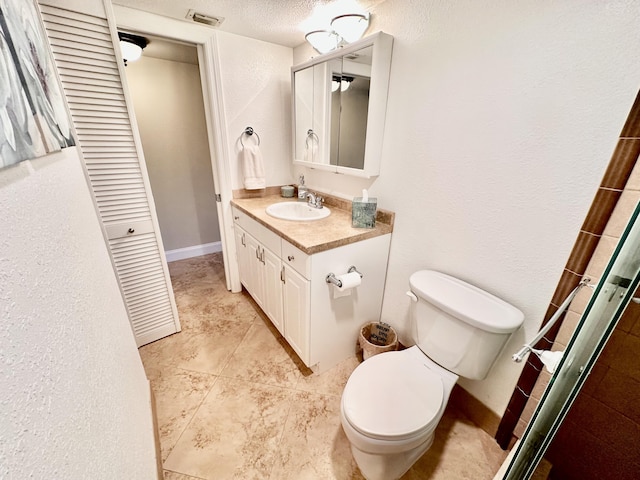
xmin=232 ymin=207 xmax=281 ymax=256
xmin=281 ymin=240 xmax=310 ymax=279
xmin=105 ymin=219 xmax=154 ymax=240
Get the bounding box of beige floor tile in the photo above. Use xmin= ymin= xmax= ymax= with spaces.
xmin=164 ymin=376 xmax=293 ymax=480
xmin=270 ymin=391 xmax=364 ymax=480
xmin=401 ymin=405 xmax=501 ymax=479
xmin=175 ymin=290 xmax=261 ymax=331
xmin=164 ymin=469 xmax=207 ymax=480
xmin=169 ymin=254 xmax=226 ymax=288
xmin=295 ymin=355 xmax=360 ymax=397
xmin=139 ymin=317 xmax=252 ymax=375
xmin=145 ymin=365 xmax=217 ymax=461
xmin=220 ymin=321 xmax=304 ymax=389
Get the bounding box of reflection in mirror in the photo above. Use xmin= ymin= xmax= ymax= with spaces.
xmin=294 ymin=66 xmax=314 ymax=163
xmin=334 ymin=75 xmax=370 ymax=169
xmin=334 ymin=47 xmax=372 ymax=169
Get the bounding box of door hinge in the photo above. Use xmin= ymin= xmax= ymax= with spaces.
xmin=215 ymin=193 xmax=221 ymax=202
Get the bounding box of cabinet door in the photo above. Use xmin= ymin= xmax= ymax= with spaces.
xmin=245 ymin=234 xmax=265 ymax=309
xmin=262 ymin=248 xmax=284 ymax=335
xmin=234 ymin=226 xmax=250 ymax=289
xmin=283 ymin=265 xmax=310 ymax=365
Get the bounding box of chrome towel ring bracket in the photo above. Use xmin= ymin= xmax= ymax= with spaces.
xmin=306 ymin=129 xmax=319 ymax=148
xmin=240 ymin=126 xmax=260 ymax=147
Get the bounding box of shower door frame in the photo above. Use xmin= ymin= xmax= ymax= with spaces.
xmin=502 ymin=199 xmax=640 ymax=479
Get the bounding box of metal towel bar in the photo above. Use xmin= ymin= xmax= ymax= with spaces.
xmin=512 ymin=277 xmax=591 ymax=363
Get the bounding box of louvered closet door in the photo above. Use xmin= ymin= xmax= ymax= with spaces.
xmin=40 ymin=3 xmax=181 ymax=346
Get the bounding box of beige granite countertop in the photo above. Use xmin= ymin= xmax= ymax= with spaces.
xmin=231 ymin=193 xmax=394 ymax=255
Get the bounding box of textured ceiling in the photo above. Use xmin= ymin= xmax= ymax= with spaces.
xmin=113 ymin=0 xmax=387 ymax=48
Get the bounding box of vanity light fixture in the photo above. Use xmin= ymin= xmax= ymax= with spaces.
xmin=118 ymin=32 xmax=148 ymax=66
xmin=331 ymin=75 xmax=354 ymax=92
xmin=305 ymin=12 xmax=371 ymax=54
xmin=341 ymin=76 xmax=354 ymax=91
xmin=330 ymin=13 xmax=370 ymax=43
xmin=305 ymin=30 xmax=341 ymax=54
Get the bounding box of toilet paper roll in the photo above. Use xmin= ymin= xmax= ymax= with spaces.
xmin=333 ymin=271 xmax=362 ymax=298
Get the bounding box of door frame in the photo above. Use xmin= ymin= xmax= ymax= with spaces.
xmin=110 ymin=3 xmax=241 ymax=292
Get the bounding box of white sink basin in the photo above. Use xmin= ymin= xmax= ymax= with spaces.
xmin=266 ymin=201 xmax=331 ymax=221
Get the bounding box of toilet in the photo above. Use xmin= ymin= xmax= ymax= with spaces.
xmin=340 ymin=270 xmax=524 ymax=480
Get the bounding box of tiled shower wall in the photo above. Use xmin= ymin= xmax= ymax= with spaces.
xmin=495 ymin=90 xmax=640 ymax=448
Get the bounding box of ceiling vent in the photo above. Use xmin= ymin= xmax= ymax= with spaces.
xmin=186 ymin=9 xmax=224 ymax=27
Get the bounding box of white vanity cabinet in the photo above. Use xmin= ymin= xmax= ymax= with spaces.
xmin=233 ymin=209 xmax=284 ymax=335
xmin=232 ymin=205 xmax=391 ymax=373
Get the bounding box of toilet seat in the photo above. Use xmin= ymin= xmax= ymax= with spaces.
xmin=342 ymin=351 xmax=444 ymax=441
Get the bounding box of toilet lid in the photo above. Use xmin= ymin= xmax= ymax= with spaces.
xmin=342 ymin=352 xmax=444 ymax=440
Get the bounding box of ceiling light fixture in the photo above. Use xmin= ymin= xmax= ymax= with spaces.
xmin=305 ymin=30 xmax=341 ymax=54
xmin=305 ymin=12 xmax=370 ymax=54
xmin=118 ymin=32 xmax=148 ymax=66
xmin=330 ymin=13 xmax=370 ymax=44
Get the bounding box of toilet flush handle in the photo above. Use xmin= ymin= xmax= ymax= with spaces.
xmin=406 ymin=291 xmax=418 ymax=302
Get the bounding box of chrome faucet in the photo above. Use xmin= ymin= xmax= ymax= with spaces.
xmin=305 ymin=191 xmax=324 ymax=209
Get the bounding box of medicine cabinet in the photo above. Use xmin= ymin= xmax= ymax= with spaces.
xmin=292 ymin=32 xmax=393 ymax=178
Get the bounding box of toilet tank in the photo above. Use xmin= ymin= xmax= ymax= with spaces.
xmin=409 ymin=270 xmax=524 ymax=380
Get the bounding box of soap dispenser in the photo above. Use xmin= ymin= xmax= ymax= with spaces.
xmin=297 ymin=174 xmax=308 ymax=201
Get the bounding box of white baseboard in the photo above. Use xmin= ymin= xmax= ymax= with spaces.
xmin=165 ymin=241 xmax=222 ymax=263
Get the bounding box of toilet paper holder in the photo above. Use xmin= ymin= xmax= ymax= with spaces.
xmin=326 ymin=266 xmax=363 ymax=288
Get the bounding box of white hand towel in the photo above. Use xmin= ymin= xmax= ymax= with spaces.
xmin=242 ymin=145 xmax=266 ymax=190
xmin=304 ymin=142 xmax=318 ymax=163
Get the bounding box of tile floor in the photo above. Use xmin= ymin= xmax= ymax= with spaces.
xmin=139 ymin=253 xmax=509 ymax=480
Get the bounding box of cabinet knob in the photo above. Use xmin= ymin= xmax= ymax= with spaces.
xmin=234 ymin=216 xmax=239 ymax=220
xmin=127 ymin=228 xmax=135 ymax=234
xmin=288 ymin=255 xmax=294 ymax=261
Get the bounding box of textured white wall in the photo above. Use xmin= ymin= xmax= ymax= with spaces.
xmin=215 ymin=31 xmax=294 ymax=190
xmin=293 ymin=0 xmax=640 ymax=414
xmin=125 ymin=55 xmax=221 ymax=251
xmin=0 ymin=149 xmax=157 ymax=479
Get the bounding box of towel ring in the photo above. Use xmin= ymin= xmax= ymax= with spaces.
xmin=240 ymin=126 xmax=260 ymax=147
xmin=305 ymin=129 xmax=319 ymax=148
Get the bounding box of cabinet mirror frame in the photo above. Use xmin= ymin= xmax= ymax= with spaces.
xmin=292 ymin=32 xmax=393 ymax=178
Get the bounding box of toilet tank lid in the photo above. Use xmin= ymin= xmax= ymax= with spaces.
xmin=409 ymin=270 xmax=524 ymax=334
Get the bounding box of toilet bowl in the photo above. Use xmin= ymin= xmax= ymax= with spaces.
xmin=340 ymin=346 xmax=458 ymax=480
xmin=340 ymin=270 xmax=524 ymax=480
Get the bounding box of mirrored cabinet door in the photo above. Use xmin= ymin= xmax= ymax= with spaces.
xmin=293 ymin=66 xmax=314 ymax=163
xmin=291 ymin=32 xmax=393 ymax=178
xmin=333 ymin=47 xmax=372 ymax=170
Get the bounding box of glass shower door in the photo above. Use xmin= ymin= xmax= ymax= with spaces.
xmin=502 ymin=200 xmax=640 ymax=479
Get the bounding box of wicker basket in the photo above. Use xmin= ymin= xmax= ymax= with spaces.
xmin=359 ymin=322 xmax=398 ymax=360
